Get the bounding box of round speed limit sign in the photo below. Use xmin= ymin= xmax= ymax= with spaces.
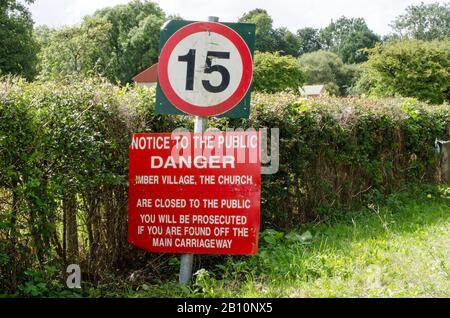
xmin=158 ymin=22 xmax=253 ymax=116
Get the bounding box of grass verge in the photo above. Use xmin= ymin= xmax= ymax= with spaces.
xmin=122 ymin=184 xmax=450 ymax=298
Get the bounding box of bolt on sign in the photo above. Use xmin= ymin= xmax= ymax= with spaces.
xmin=128 ymin=131 xmax=260 ymax=254
xmin=155 ymin=20 xmax=256 ymax=118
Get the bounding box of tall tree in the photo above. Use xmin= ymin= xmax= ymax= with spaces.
xmin=93 ymin=0 xmax=165 ymax=83
xmin=38 ymin=17 xmax=113 ymax=80
xmin=297 ymin=27 xmax=323 ymax=55
xmin=319 ymin=16 xmax=380 ymax=64
xmin=38 ymin=0 xmax=165 ymax=84
xmin=390 ymin=2 xmax=450 ymax=40
xmin=273 ymin=27 xmax=300 ymax=57
xmin=0 ymin=0 xmax=38 ymax=80
xmin=239 ymin=9 xmax=278 ymax=52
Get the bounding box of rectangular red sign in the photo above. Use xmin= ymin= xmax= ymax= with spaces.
xmin=128 ymin=131 xmax=260 ymax=255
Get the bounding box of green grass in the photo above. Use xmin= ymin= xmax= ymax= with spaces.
xmin=119 ymin=184 xmax=449 ymax=298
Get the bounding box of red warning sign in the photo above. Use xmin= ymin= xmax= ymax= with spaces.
xmin=128 ymin=131 xmax=260 ymax=255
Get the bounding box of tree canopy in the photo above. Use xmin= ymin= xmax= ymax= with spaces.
xmin=34 ymin=4 xmax=387 ymax=85
xmin=390 ymin=2 xmax=450 ymax=40
xmin=38 ymin=17 xmax=113 ymax=80
xmin=297 ymin=27 xmax=323 ymax=56
xmin=273 ymin=27 xmax=300 ymax=57
xmin=239 ymin=9 xmax=278 ymax=52
xmin=37 ymin=0 xmax=165 ymax=83
xmin=0 ymin=0 xmax=38 ymax=80
xmin=238 ymin=9 xmax=381 ymax=63
xmin=92 ymin=0 xmax=165 ymax=83
xmin=6 ymin=0 xmax=450 ymax=106
xmin=319 ymin=16 xmax=380 ymax=64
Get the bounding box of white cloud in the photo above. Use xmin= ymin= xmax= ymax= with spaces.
xmin=30 ymin=0 xmax=449 ymax=35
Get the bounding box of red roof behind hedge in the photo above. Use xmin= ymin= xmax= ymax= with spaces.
xmin=133 ymin=63 xmax=158 ymax=83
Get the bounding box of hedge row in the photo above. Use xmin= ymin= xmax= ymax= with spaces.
xmin=1 ymin=76 xmax=449 ymax=292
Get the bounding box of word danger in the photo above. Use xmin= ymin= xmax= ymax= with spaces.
xmin=150 ymin=155 xmax=234 ymax=169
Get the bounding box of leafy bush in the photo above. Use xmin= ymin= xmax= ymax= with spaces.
xmin=356 ymin=40 xmax=450 ymax=104
xmin=1 ymin=76 xmax=449 ymax=293
xmin=252 ymin=51 xmax=305 ymax=93
xmin=0 ymin=76 xmax=185 ymax=293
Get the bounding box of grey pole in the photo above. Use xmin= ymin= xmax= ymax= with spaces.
xmin=179 ymin=15 xmax=218 ymax=286
xmin=179 ymin=253 xmax=194 ymax=285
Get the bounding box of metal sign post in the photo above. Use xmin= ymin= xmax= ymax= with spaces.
xmin=178 ymin=16 xmax=217 ymax=286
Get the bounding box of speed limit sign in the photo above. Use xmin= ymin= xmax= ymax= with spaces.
xmin=156 ymin=20 xmax=255 ymax=118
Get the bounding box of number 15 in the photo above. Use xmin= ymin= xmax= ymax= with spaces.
xmin=178 ymin=49 xmax=230 ymax=93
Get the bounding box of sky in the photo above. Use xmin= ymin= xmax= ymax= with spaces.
xmin=29 ymin=0 xmax=448 ymax=35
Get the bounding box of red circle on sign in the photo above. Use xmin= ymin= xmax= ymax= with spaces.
xmin=158 ymin=22 xmax=253 ymax=116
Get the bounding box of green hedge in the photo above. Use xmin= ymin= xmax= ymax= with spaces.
xmin=1 ymin=77 xmax=449 ymax=293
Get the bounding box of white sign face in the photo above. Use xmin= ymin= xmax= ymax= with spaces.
xmin=167 ymin=32 xmax=243 ymax=107
xmin=158 ymin=21 xmax=253 ymax=116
